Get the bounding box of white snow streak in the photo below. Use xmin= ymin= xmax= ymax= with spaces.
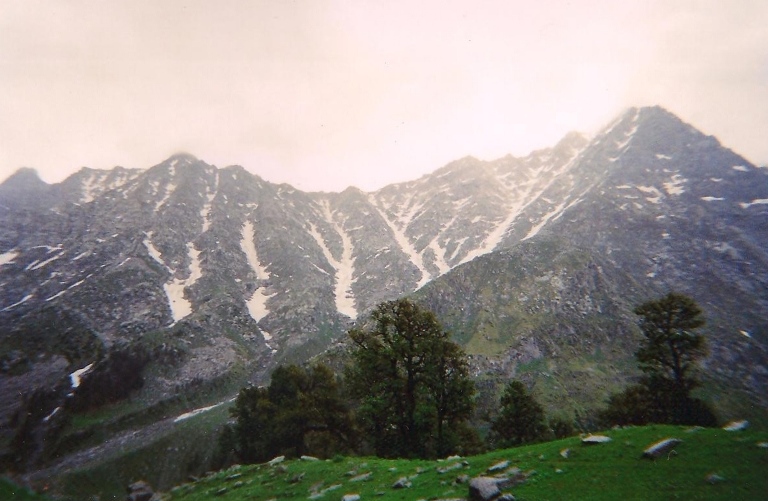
xmin=732 ymin=165 xmax=749 ymax=172
xmin=143 ymin=232 xmax=168 ymax=269
xmin=461 ymin=142 xmax=587 ymax=265
xmin=70 ymin=363 xmax=94 ymax=388
xmin=2 ymin=293 xmax=33 ymax=311
xmin=307 ymin=221 xmax=357 ymax=318
xmin=241 ymin=220 xmax=275 ymax=323
xmin=80 ymin=173 xmax=101 ymax=203
xmin=200 ymin=172 xmax=218 ymax=233
xmin=701 ymin=196 xmax=725 ymax=202
xmin=663 ymin=175 xmax=686 ymax=196
xmin=368 ymin=196 xmax=430 ymax=289
xmin=27 ymin=251 xmax=65 ymax=271
xmin=739 ymin=198 xmax=768 ymax=209
xmin=165 ymin=242 xmax=203 ymax=323
xmin=154 ymin=182 xmax=177 ymax=211
xmin=0 ymin=250 xmax=18 ymax=266
xmin=523 ymin=199 xmax=572 ymax=241
xmin=655 ymin=154 xmax=673 ymax=160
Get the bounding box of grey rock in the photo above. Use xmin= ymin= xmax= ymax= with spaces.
xmin=392 ymin=477 xmax=412 ymax=489
xmin=642 ymin=438 xmax=682 ymax=459
xmin=126 ymin=480 xmax=155 ymax=501
xmin=722 ymin=420 xmax=749 ymax=431
xmin=581 ymin=435 xmax=612 ymax=445
xmin=342 ymin=495 xmax=361 ymax=501
xmin=706 ymin=473 xmax=725 ymax=484
xmin=469 ymin=476 xmax=507 ymax=501
xmin=349 ymin=472 xmax=371 ymax=482
xmin=487 ymin=460 xmax=509 ymax=472
xmin=268 ymin=455 xmax=285 ymax=465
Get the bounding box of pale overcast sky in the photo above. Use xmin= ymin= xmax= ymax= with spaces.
xmin=1 ymin=0 xmax=766 ymax=192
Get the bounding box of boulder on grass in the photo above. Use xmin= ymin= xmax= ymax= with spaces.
xmin=126 ymin=480 xmax=156 ymax=501
xmin=642 ymin=438 xmax=682 ymax=459
xmin=469 ymin=477 xmax=501 ymax=501
xmin=581 ymin=435 xmax=612 ymax=445
xmin=722 ymin=420 xmax=748 ymax=431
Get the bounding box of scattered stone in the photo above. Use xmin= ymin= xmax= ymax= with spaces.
xmin=226 ymin=472 xmax=242 ymax=480
xmin=455 ymin=474 xmax=470 ymax=485
xmin=445 ymin=454 xmax=462 ymax=461
xmin=388 ymin=467 xmax=398 ymax=472
xmin=349 ymin=472 xmax=372 ymax=482
xmin=126 ymin=481 xmax=156 ymax=501
xmin=268 ymin=455 xmax=286 ymax=466
xmin=642 ymin=438 xmax=682 ymax=459
xmin=276 ymin=464 xmax=289 ymax=474
xmin=342 ymin=494 xmax=361 ymax=501
xmin=685 ymin=426 xmax=704 ymax=433
xmin=498 ymin=495 xmax=516 ymax=501
xmin=582 ymin=434 xmax=612 ymax=445
xmin=555 ymin=469 xmax=563 ymax=474
xmin=233 ymin=481 xmax=244 ymax=488
xmin=469 ymin=477 xmax=502 ymax=501
xmin=487 ymin=460 xmax=510 ymax=472
xmin=289 ymin=472 xmax=305 ymax=484
xmin=345 ymin=469 xmax=358 ymax=477
xmin=437 ymin=462 xmax=464 ymax=474
xmin=560 ymin=448 xmax=570 ymax=459
xmin=538 ymin=454 xmax=546 ymax=460
xmin=706 ymin=473 xmax=725 ymax=484
xmin=722 ymin=420 xmax=749 ymax=431
xmin=301 ymin=455 xmax=320 ymax=461
xmin=392 ymin=477 xmax=412 ymax=489
xmin=215 ymin=487 xmax=228 ymax=496
xmin=757 ymin=442 xmax=768 ymax=449
xmin=310 ymin=481 xmax=325 ymax=493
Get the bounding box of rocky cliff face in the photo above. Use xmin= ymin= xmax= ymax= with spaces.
xmin=1 ymin=106 xmax=766 ymax=474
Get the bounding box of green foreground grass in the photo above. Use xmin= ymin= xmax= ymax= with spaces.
xmin=166 ymin=425 xmax=767 ymax=501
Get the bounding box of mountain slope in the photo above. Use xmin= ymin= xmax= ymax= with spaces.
xmin=0 ymin=106 xmax=766 ymax=487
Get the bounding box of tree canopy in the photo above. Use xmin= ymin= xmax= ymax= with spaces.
xmin=345 ymin=298 xmax=476 ymax=458
xmin=229 ymin=363 xmax=354 ymax=463
xmin=601 ymin=292 xmax=717 ymax=427
xmin=489 ymin=380 xmax=548 ymax=447
xmin=634 ymin=292 xmax=708 ymax=394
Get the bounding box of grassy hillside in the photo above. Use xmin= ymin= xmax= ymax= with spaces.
xmin=164 ymin=425 xmax=767 ymax=501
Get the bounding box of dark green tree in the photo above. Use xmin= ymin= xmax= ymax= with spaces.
xmin=601 ymin=292 xmax=717 ymax=427
xmin=230 ymin=363 xmax=354 ymax=463
xmin=489 ymin=380 xmax=548 ymax=448
xmin=346 ymin=298 xmax=476 ymax=458
xmin=634 ymin=292 xmax=708 ymax=395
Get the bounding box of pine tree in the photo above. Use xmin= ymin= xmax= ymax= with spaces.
xmin=489 ymin=380 xmax=548 ymax=448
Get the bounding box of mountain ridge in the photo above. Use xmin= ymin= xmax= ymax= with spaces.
xmin=1 ymin=105 xmax=766 ymax=491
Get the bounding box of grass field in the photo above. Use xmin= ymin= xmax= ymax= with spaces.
xmin=163 ymin=424 xmax=768 ymax=501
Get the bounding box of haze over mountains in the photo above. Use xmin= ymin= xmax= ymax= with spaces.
xmin=1 ymin=106 xmax=767 ymax=490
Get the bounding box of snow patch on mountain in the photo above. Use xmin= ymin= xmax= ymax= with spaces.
xmin=307 ymin=221 xmax=357 ymax=319
xmin=739 ymin=198 xmax=768 ymax=209
xmin=200 ymin=172 xmax=218 ymax=233
xmin=369 ymin=195 xmax=430 ymax=289
xmin=319 ymin=201 xmax=358 ymax=318
xmin=165 ymin=242 xmax=203 ymax=323
xmin=240 ymin=220 xmax=275 ymax=322
xmin=663 ymin=175 xmax=686 ymax=196
xmin=2 ymin=293 xmax=34 ymax=311
xmin=0 ymin=250 xmax=18 ymax=266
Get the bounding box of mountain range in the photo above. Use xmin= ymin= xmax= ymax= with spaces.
xmin=1 ymin=106 xmax=766 ymax=493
